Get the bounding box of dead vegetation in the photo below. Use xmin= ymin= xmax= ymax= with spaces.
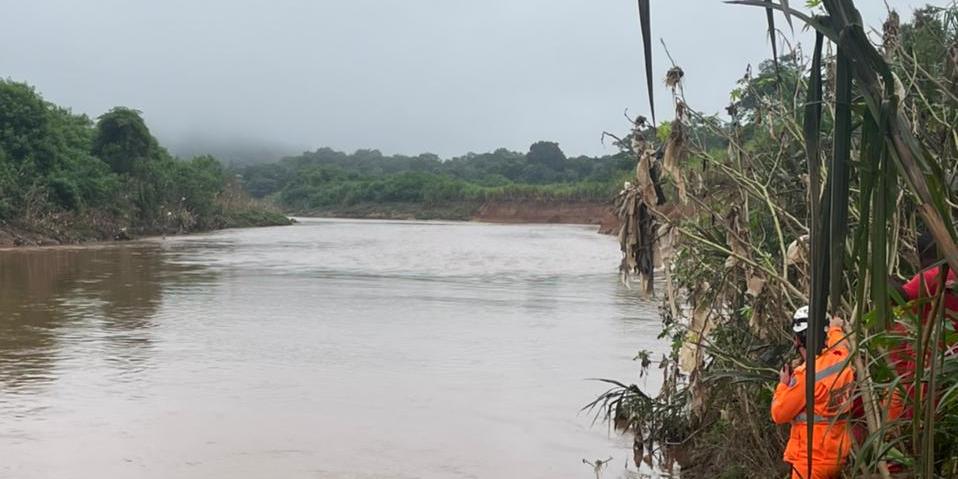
xmin=592 ymin=1 xmax=958 ymax=477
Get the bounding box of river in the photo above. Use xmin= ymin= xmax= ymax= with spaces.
xmin=0 ymin=218 xmax=664 ymax=479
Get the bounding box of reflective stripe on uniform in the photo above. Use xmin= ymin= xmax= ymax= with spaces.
xmin=814 ymin=359 xmax=850 ymax=382
xmin=793 ymin=412 xmax=845 ymax=424
xmin=790 ymin=360 xmax=852 ymax=424
xmin=785 ymin=359 xmax=849 ymax=387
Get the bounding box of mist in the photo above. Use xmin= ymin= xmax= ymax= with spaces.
xmin=0 ymin=0 xmax=939 ymax=161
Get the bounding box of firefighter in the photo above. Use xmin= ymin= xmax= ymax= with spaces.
xmin=771 ymin=306 xmax=855 ymax=479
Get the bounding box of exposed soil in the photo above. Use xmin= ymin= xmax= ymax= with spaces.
xmin=306 ymin=200 xmax=619 ymax=234
xmin=474 ymin=200 xmax=619 ymax=233
xmin=301 ymin=200 xmax=622 ymax=233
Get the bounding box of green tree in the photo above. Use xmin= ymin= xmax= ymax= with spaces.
xmin=92 ymin=107 xmax=156 ymax=175
xmin=0 ymin=81 xmax=58 ymax=175
xmin=526 ymin=141 xmax=567 ymax=170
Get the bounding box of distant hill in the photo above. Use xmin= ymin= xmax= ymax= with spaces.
xmin=165 ymin=135 xmax=304 ymax=167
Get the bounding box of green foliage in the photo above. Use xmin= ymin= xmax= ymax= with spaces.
xmin=655 ymin=122 xmax=672 ymax=143
xmin=242 ymin=143 xmax=633 ymax=215
xmin=729 ymin=53 xmax=804 ymax=125
xmin=92 ymin=107 xmax=156 ymax=175
xmin=0 ymin=149 xmax=16 ymax=219
xmin=0 ymin=79 xmax=287 ymax=239
xmin=0 ymin=81 xmax=57 ymax=175
xmin=0 ymin=80 xmax=123 ymax=214
xmin=46 ymin=175 xmax=81 ymax=210
xmin=173 ymin=155 xmax=226 ymax=227
xmin=526 ymin=140 xmax=567 ymax=171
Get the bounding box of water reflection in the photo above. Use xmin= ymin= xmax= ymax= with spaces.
xmin=0 ymin=245 xmax=202 ymax=392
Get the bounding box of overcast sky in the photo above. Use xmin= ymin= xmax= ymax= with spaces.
xmin=0 ymin=0 xmax=946 ymax=160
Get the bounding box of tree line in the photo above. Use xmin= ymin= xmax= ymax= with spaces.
xmin=238 ymin=141 xmax=637 ymax=213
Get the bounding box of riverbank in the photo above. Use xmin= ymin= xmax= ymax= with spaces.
xmin=0 ymin=209 xmax=292 ymax=248
xmin=2 ymin=198 xmax=615 ymax=248
xmin=301 ymin=201 xmax=482 ymax=221
xmin=474 ymin=199 xmax=617 ymax=227
xmin=299 ymin=199 xmax=621 ymax=231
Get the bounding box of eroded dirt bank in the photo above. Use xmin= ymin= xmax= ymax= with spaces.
xmin=473 ymin=200 xmax=618 ymax=232
xmin=295 ymin=200 xmax=622 ymax=232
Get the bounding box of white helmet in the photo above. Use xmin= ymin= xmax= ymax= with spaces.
xmin=792 ymin=305 xmax=810 ymax=333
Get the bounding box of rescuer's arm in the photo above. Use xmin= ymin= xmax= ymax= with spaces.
xmin=825 ymin=316 xmax=849 ymax=353
xmin=771 ymin=364 xmax=806 ymax=424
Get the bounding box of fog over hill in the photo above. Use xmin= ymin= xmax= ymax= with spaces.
xmin=164 ymin=134 xmax=306 ymax=166
xmin=1 ymin=0 xmax=936 ymax=159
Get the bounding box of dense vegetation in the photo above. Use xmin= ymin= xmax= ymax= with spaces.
xmin=0 ymin=80 xmax=289 ymax=245
xmin=238 ymin=142 xmax=635 ymax=218
xmin=599 ymin=2 xmax=958 ymax=478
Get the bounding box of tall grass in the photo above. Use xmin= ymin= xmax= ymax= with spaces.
xmin=600 ymin=1 xmax=958 ymax=476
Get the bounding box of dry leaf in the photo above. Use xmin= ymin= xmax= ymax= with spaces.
xmin=746 ymin=275 xmax=766 ymax=297
xmin=786 ymin=235 xmax=809 ymax=266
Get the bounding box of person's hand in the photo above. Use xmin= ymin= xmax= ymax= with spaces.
xmin=830 ymin=315 xmax=845 ymax=330
xmin=779 ymin=363 xmax=792 ymax=385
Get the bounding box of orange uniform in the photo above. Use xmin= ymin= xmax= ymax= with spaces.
xmin=771 ymin=327 xmax=855 ymax=479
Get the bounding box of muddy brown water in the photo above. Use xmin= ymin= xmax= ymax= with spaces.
xmin=0 ymin=218 xmax=664 ymax=478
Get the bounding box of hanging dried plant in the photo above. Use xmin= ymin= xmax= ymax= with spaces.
xmin=883 ymin=10 xmax=901 ymax=58
xmin=662 ymin=104 xmax=689 ymax=204
xmin=665 ymin=66 xmax=684 ymax=90
xmin=616 ymin=146 xmax=663 ymax=296
xmin=947 ymin=43 xmax=958 ymax=94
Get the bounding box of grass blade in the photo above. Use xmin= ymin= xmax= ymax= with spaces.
xmin=804 ymin=30 xmax=827 ymax=479
xmin=854 ymin=105 xmax=885 ymax=469
xmin=805 ymin=31 xmax=827 ymax=345
xmin=829 ymin=43 xmax=853 ymax=311
xmin=780 ymin=0 xmax=794 ymax=32
xmin=805 ymin=32 xmax=824 ymax=200
xmin=637 ymin=0 xmax=655 ymax=125
xmin=923 ymin=266 xmax=949 ymax=477
xmin=806 ymin=39 xmax=853 ymax=479
xmin=727 ymin=1 xmax=839 ymax=43
xmin=765 ymin=0 xmax=781 ymax=81
xmin=870 ymin=101 xmax=893 ymax=330
xmin=854 ymin=114 xmax=876 ymax=321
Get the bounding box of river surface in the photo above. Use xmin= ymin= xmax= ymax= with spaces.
xmin=0 ymin=219 xmax=664 ymax=479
